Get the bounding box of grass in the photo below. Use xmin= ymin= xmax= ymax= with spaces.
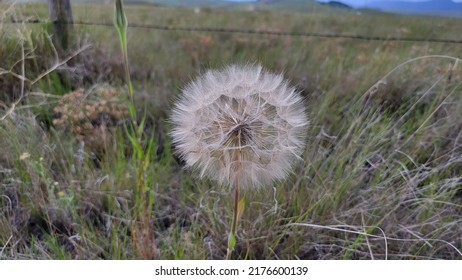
xmin=0 ymin=2 xmax=461 ymax=259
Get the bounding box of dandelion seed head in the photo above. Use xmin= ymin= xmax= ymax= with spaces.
xmin=171 ymin=64 xmax=309 ymax=188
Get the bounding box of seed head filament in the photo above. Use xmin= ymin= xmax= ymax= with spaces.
xmin=170 ymin=64 xmax=309 ymax=188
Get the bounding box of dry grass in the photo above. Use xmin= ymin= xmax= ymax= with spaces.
xmin=0 ymin=2 xmax=461 ymax=259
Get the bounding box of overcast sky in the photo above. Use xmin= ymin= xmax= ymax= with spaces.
xmin=224 ymin=0 xmax=462 ymax=8
xmin=317 ymin=0 xmax=462 ymax=8
xmin=226 ymin=0 xmax=462 ymax=4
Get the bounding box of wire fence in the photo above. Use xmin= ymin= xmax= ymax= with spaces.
xmin=4 ymin=18 xmax=462 ymax=45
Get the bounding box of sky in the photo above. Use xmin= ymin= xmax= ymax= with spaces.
xmin=226 ymin=0 xmax=462 ymax=4
xmin=224 ymin=0 xmax=462 ymax=8
xmin=318 ymin=0 xmax=462 ymax=8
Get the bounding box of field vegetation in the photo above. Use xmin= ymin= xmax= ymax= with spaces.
xmin=0 ymin=2 xmax=461 ymax=259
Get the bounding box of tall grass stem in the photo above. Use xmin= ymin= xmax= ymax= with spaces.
xmin=114 ymin=0 xmax=135 ymax=115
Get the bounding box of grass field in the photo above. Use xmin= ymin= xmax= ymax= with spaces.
xmin=0 ymin=1 xmax=461 ymax=259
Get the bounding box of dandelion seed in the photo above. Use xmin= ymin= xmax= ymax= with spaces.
xmin=171 ymin=64 xmax=309 ymax=188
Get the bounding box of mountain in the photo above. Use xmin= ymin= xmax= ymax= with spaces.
xmin=319 ymin=1 xmax=352 ymax=10
xmin=364 ymin=0 xmax=462 ymax=17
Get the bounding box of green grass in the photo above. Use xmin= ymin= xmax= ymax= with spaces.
xmin=0 ymin=2 xmax=461 ymax=260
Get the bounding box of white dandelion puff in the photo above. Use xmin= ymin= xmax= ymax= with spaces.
xmin=171 ymin=64 xmax=309 ymax=188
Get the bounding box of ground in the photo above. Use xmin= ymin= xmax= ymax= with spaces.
xmin=0 ymin=2 xmax=461 ymax=259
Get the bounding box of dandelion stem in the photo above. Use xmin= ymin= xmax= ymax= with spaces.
xmin=227 ymin=146 xmax=243 ymax=260
xmin=231 ymin=184 xmax=240 ymax=235
xmin=227 ymin=182 xmax=240 ymax=260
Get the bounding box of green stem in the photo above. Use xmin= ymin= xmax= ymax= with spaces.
xmin=121 ymin=33 xmax=134 ymax=102
xmin=226 ymin=183 xmax=240 ymax=260
xmin=114 ymin=0 xmax=135 ymax=117
xmin=230 ymin=184 xmax=240 ymax=242
xmin=114 ymin=0 xmax=157 ymax=258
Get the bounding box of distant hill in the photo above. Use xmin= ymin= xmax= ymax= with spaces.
xmin=364 ymin=0 xmax=462 ymax=17
xmin=319 ymin=1 xmax=352 ymax=10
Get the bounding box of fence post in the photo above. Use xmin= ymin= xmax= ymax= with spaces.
xmin=47 ymin=0 xmax=74 ymax=51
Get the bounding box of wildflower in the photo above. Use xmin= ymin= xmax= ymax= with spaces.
xmin=19 ymin=152 xmax=30 ymax=161
xmin=171 ymin=64 xmax=309 ymax=188
xmin=52 ymin=85 xmax=129 ymax=153
xmin=171 ymin=64 xmax=309 ymax=259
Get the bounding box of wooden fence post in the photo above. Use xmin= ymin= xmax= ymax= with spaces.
xmin=47 ymin=0 xmax=74 ymax=51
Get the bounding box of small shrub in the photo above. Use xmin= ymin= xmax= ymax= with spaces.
xmin=52 ymin=85 xmax=130 ymax=152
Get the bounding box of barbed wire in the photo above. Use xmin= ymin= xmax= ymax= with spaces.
xmin=3 ymin=18 xmax=462 ymax=44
